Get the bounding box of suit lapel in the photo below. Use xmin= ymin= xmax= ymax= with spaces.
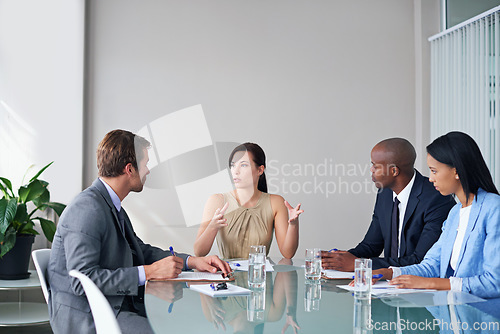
xmin=454 ymin=192 xmax=484 ymax=272
xmin=122 ymin=210 xmax=145 ymax=265
xmin=92 ymin=179 xmax=126 ymax=236
xmin=440 ymin=209 xmax=458 ymax=277
xmin=399 ymin=172 xmax=423 ymax=254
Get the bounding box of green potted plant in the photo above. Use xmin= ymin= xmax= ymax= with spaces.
xmin=0 ymin=162 xmax=65 ymax=279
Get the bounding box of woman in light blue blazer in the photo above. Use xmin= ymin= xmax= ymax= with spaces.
xmin=375 ymin=131 xmax=500 ymax=298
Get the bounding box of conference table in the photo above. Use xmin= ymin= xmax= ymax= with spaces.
xmin=145 ymin=258 xmax=500 ymax=333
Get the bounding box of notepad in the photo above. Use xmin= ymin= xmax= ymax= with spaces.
xmin=228 ymin=259 xmax=274 ymax=272
xmin=189 ymin=283 xmax=251 ymax=297
xmin=151 ymin=272 xmax=233 ymax=282
xmin=322 ymin=269 xmax=355 ymax=279
xmin=337 ymin=281 xmax=437 ymax=296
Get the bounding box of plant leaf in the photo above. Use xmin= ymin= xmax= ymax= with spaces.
xmin=0 ymin=227 xmax=16 ymax=257
xmin=13 ymin=203 xmax=28 ymax=224
xmin=0 ymin=198 xmax=17 ymax=234
xmin=35 ymin=217 xmax=56 ymax=242
xmin=0 ymin=182 xmax=10 ymax=199
xmin=0 ymin=177 xmax=14 ymax=198
xmin=19 ymin=180 xmax=47 ymax=204
xmin=29 ymin=161 xmax=54 ymax=183
xmin=45 ymin=202 xmax=66 ymax=216
xmin=18 ymin=220 xmax=35 ymax=234
xmin=33 ymin=188 xmax=50 ymax=207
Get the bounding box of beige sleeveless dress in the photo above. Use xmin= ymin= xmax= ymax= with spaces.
xmin=216 ymin=192 xmax=274 ymax=259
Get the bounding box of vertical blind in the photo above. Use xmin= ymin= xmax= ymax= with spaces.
xmin=430 ymin=6 xmax=500 ymax=188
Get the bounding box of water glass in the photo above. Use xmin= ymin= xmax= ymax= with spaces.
xmin=353 ymin=297 xmax=372 ymax=334
xmin=248 ymin=245 xmax=266 ymax=288
xmin=247 ymin=288 xmax=266 ymax=322
xmin=354 ymin=258 xmax=372 ymax=299
xmin=304 ymin=280 xmax=321 ymax=312
xmin=304 ymin=248 xmax=321 ymax=280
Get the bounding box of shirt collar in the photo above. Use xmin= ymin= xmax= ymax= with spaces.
xmin=99 ymin=178 xmax=121 ymax=212
xmin=393 ymin=171 xmax=416 ymax=205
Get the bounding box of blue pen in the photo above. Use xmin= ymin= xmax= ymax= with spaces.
xmin=351 ymin=274 xmax=383 ymax=279
xmin=328 ymin=248 xmax=338 ymax=252
xmin=226 ymin=261 xmax=240 ymax=267
xmin=169 ymin=246 xmax=175 ymax=257
xmin=168 ymin=302 xmax=174 ymax=313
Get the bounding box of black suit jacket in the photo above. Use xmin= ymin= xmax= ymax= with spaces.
xmin=349 ymin=170 xmax=455 ymax=269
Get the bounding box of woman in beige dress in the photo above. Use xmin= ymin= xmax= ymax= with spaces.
xmin=194 ymin=143 xmax=303 ymax=259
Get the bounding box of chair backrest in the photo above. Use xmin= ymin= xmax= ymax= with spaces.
xmin=69 ymin=270 xmax=122 ymax=334
xmin=32 ymin=249 xmax=51 ymax=304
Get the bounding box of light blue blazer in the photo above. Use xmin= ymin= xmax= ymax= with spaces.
xmin=400 ymin=188 xmax=500 ymax=298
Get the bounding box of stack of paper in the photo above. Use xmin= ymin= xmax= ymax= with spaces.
xmin=155 ymin=272 xmax=231 ymax=282
xmin=323 ymin=269 xmax=355 ymax=279
xmin=228 ymin=259 xmax=274 ymax=272
xmin=337 ymin=281 xmax=438 ymax=296
xmin=189 ymin=283 xmax=251 ymax=297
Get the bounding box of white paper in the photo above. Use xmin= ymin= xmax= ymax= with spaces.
xmin=323 ymin=269 xmax=355 ymax=279
xmin=337 ymin=281 xmax=437 ymax=296
xmin=228 ymin=259 xmax=274 ymax=272
xmin=189 ymin=283 xmax=251 ymax=297
xmin=167 ymin=272 xmax=230 ymax=281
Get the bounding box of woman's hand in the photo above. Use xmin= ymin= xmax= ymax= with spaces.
xmin=208 ymin=202 xmax=229 ymax=230
xmin=284 ymin=201 xmax=303 ymax=224
xmin=389 ymin=275 xmax=451 ymax=290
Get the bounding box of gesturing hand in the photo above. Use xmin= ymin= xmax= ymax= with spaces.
xmin=208 ymin=202 xmax=229 ymax=230
xmin=285 ymin=201 xmax=304 ymax=224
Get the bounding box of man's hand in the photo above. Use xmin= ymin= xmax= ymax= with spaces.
xmin=144 ymin=256 xmax=184 ymax=280
xmin=187 ymin=255 xmax=232 ymax=277
xmin=321 ymin=250 xmax=357 ymax=272
xmin=146 ymin=281 xmax=184 ymax=303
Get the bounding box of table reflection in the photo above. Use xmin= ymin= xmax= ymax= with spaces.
xmin=199 ymin=263 xmax=300 ymax=334
xmin=145 ymin=259 xmax=500 ymax=334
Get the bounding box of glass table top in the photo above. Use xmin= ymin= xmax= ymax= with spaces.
xmin=145 ymin=259 xmax=500 ymax=334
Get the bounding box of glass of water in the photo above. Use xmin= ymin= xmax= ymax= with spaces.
xmin=304 ymin=280 xmax=321 ymax=312
xmin=248 ymin=245 xmax=266 ymax=288
xmin=247 ymin=287 xmax=266 ymax=322
xmin=354 ymin=258 xmax=372 ymax=299
xmin=304 ymin=248 xmax=321 ymax=280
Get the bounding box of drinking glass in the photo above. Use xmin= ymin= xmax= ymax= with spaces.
xmin=354 ymin=258 xmax=372 ymax=299
xmin=304 ymin=248 xmax=321 ymax=280
xmin=248 ymin=245 xmax=266 ymax=288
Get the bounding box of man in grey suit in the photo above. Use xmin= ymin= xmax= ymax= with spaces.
xmin=47 ymin=129 xmax=231 ymax=334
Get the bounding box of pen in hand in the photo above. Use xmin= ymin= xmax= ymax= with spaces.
xmin=168 ymin=302 xmax=174 ymax=313
xmin=351 ymin=274 xmax=384 ymax=279
xmin=328 ymin=248 xmax=338 ymax=252
xmin=169 ymin=246 xmax=176 ymax=257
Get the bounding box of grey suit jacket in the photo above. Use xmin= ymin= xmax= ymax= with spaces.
xmin=47 ymin=179 xmax=189 ymax=334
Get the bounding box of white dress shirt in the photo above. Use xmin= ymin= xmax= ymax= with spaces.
xmin=392 ymin=172 xmax=416 ymax=256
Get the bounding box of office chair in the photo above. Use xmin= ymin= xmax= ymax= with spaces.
xmin=32 ymin=249 xmax=51 ymax=304
xmin=69 ymin=270 xmax=122 ymax=334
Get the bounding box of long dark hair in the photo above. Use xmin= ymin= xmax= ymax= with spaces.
xmin=228 ymin=143 xmax=268 ymax=193
xmin=426 ymin=131 xmax=498 ymax=201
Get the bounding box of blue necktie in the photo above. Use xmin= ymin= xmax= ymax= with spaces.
xmin=391 ymin=197 xmax=400 ymax=259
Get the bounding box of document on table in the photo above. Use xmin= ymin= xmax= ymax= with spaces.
xmin=228 ymin=259 xmax=274 ymax=272
xmin=189 ymin=283 xmax=251 ymax=297
xmin=151 ymin=272 xmax=233 ymax=282
xmin=322 ymin=269 xmax=355 ymax=279
xmin=338 ymin=281 xmax=437 ymax=296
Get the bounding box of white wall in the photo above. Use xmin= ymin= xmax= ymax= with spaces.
xmin=83 ymin=0 xmax=440 ymax=258
xmin=0 ymin=0 xmax=85 ymax=248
